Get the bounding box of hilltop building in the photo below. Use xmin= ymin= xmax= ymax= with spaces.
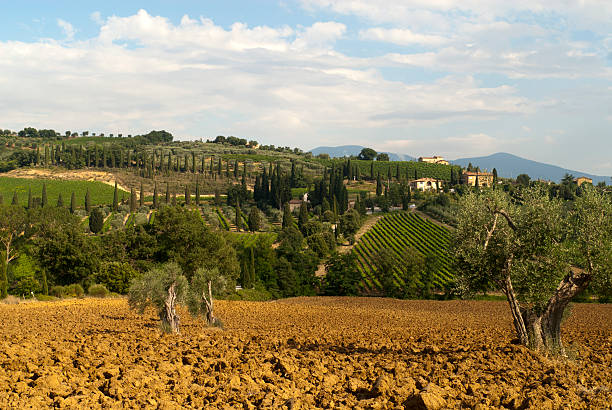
xmin=575 ymin=177 xmax=592 ymax=186
xmin=462 ymin=171 xmax=493 ymax=187
xmin=418 ymin=156 xmax=449 ymax=165
xmin=409 ymin=178 xmax=442 ymax=192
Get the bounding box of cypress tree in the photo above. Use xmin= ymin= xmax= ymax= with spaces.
xmin=376 ymin=173 xmax=382 ymax=197
xmin=234 ymin=160 xmax=239 ymax=179
xmin=70 ymin=192 xmax=76 ymax=214
xmin=172 ymin=190 xmax=177 ymax=206
xmin=298 ymin=201 xmax=308 ymax=233
xmin=249 ymin=246 xmax=256 ymax=288
xmin=192 ymin=152 xmax=196 ymax=173
xmin=130 ymin=188 xmax=137 ymax=213
xmin=41 ymin=183 xmax=48 ymax=207
xmin=165 ymin=182 xmax=170 ymax=204
xmin=195 ymin=181 xmax=200 ymax=206
xmin=185 ymin=186 xmax=191 ymax=205
xmin=226 ymin=161 xmax=230 ymax=178
xmin=370 ymin=162 xmax=374 ymax=179
xmin=11 ymin=191 xmax=18 ymax=205
xmin=57 ymin=193 xmax=64 ymax=207
xmin=414 ymin=169 xmax=418 ymax=180
xmin=41 ymin=270 xmax=48 ymax=296
xmin=140 ymin=182 xmax=144 ymax=207
xmin=153 ymin=183 xmax=159 ymax=209
xmin=282 ymin=202 xmax=293 ymax=229
xmin=85 ymin=188 xmax=91 ymax=212
xmin=218 ymin=158 xmax=222 ymax=176
xmin=27 ymin=188 xmax=32 ymax=209
xmin=242 ymin=163 xmax=247 ymax=187
xmin=235 ymin=199 xmax=240 ymax=231
xmin=89 ymin=208 xmax=104 ymax=234
xmin=112 ymin=181 xmax=118 ymax=211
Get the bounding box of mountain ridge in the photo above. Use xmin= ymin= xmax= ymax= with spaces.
xmin=309 ymin=146 xmax=610 ymax=184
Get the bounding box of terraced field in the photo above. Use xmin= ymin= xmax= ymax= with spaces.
xmin=0 ymin=297 xmax=610 ymax=408
xmin=352 ymin=212 xmax=454 ymax=291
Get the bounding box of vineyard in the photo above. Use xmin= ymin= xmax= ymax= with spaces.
xmin=352 ymin=212 xmax=454 ymax=291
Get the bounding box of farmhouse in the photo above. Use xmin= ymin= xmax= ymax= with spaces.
xmin=288 ymin=199 xmax=303 ymax=212
xmin=409 ymin=178 xmax=442 ymax=191
xmin=462 ymin=171 xmax=493 ymax=187
xmin=575 ymin=176 xmax=592 ymax=186
xmin=418 ymin=156 xmax=449 ymax=165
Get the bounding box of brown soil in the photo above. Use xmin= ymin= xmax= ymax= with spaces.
xmin=5 ymin=168 xmax=129 ymax=192
xmin=0 ymin=298 xmax=610 ymax=408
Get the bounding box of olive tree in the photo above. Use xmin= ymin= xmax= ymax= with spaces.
xmin=0 ymin=205 xmax=27 ymax=298
xmin=128 ymin=262 xmax=188 ymax=333
xmin=453 ymin=186 xmax=611 ymax=353
xmin=186 ymin=267 xmax=232 ymax=327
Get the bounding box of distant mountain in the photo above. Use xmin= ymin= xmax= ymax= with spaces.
xmin=452 ymin=152 xmax=610 ymax=184
xmin=309 ymin=145 xmax=415 ymax=161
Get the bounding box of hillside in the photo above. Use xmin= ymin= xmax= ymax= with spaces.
xmin=310 ymin=145 xmax=415 ymax=161
xmin=453 ymin=152 xmax=610 ymax=184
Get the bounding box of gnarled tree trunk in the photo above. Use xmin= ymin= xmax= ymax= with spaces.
xmin=505 ymin=269 xmax=591 ymax=354
xmin=160 ymin=282 xmax=180 ymax=333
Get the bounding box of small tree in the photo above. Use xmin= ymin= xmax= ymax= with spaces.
xmin=41 ymin=183 xmax=47 ymax=207
xmin=129 ymin=188 xmax=137 ymax=213
xmin=128 ymin=262 xmax=188 ymax=333
xmin=248 ymin=206 xmax=261 ymax=232
xmin=57 ymin=193 xmax=64 ymax=207
xmin=89 ymin=207 xmax=104 ymax=234
xmin=282 ymin=202 xmax=293 ymax=229
xmin=298 ymin=201 xmax=308 ymax=233
xmin=0 ymin=205 xmax=27 ymax=298
xmin=70 ymin=192 xmax=76 ymax=214
xmin=186 ymin=267 xmax=229 ymax=326
xmin=112 ymin=182 xmax=118 ymax=211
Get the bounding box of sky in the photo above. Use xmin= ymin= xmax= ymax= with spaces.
xmin=0 ymin=1 xmax=611 ymax=175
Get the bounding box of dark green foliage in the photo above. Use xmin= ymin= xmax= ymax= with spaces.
xmin=94 ymin=262 xmax=138 ymax=294
xmin=298 ymin=201 xmax=308 ymax=233
xmin=56 ymin=193 xmax=64 ymax=207
xmin=89 ymin=207 xmax=104 ymax=234
xmin=41 ymin=183 xmax=47 ymax=207
xmin=50 ymin=285 xmax=65 ymax=298
xmin=248 ymin=206 xmax=262 ymax=232
xmin=324 ymin=252 xmax=362 ymax=296
xmin=130 ymin=188 xmax=137 ymax=213
xmin=358 ymin=148 xmax=377 ymax=160
xmin=70 ymin=192 xmax=76 ymax=214
xmin=88 ymin=284 xmax=109 ymax=297
xmin=65 ymin=283 xmax=84 ymax=297
xmin=140 ymin=182 xmax=144 ymax=207
xmin=282 ymin=202 xmax=293 ymax=229
xmin=85 ymin=188 xmax=91 ymax=212
xmin=11 ymin=191 xmax=18 ymax=205
xmin=112 ymin=181 xmax=118 ymax=211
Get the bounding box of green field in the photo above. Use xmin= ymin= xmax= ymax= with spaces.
xmin=352 ymin=212 xmax=455 ymax=290
xmin=0 ymin=177 xmax=127 ymax=208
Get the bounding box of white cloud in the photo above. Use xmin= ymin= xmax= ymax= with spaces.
xmin=90 ymin=11 xmax=103 ymax=25
xmin=360 ymin=27 xmax=448 ymax=46
xmin=57 ymin=19 xmax=75 ymax=40
xmin=0 ymin=10 xmax=533 ymax=143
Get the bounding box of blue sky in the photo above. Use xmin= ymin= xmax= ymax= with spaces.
xmin=1 ymin=1 xmax=611 ymax=175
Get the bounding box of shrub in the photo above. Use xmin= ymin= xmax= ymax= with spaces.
xmin=88 ymin=284 xmax=109 ymax=298
xmin=50 ymin=285 xmax=66 ymax=298
xmin=94 ymin=262 xmax=138 ymax=294
xmin=1 ymin=295 xmax=20 ymax=304
xmin=10 ymin=277 xmax=41 ymax=296
xmin=35 ymin=294 xmax=56 ymax=301
xmin=65 ymin=284 xmax=85 ymax=298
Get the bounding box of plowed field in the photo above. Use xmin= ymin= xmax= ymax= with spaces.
xmin=1 ymin=298 xmax=610 ymax=408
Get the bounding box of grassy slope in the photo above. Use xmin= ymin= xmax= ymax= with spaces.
xmin=0 ymin=176 xmax=126 ymax=207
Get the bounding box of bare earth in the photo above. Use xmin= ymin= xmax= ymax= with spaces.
xmin=5 ymin=168 xmax=129 ymax=192
xmin=0 ymin=297 xmax=610 ymax=408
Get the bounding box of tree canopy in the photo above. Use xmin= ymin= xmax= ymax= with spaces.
xmin=453 ymin=186 xmax=612 ymax=352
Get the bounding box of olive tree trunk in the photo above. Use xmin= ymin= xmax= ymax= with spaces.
xmin=160 ymin=282 xmax=180 ymax=333
xmin=504 ymin=269 xmax=591 ymax=354
xmin=202 ymin=280 xmax=216 ymax=325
